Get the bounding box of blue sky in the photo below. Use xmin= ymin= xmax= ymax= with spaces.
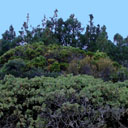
xmin=0 ymin=0 xmax=128 ymax=40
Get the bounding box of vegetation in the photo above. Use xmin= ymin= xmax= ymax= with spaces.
xmin=0 ymin=75 xmax=128 ymax=127
xmin=0 ymin=42 xmax=127 ymax=82
xmin=0 ymin=10 xmax=128 ymax=127
xmin=1 ymin=10 xmax=128 ymax=68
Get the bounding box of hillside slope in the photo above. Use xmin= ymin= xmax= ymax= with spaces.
xmin=0 ymin=42 xmax=127 ymax=81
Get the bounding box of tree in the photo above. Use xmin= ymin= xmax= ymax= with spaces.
xmin=62 ymin=14 xmax=84 ymax=47
xmin=2 ymin=25 xmax=16 ymax=41
xmin=114 ymin=33 xmax=123 ymax=46
xmin=41 ymin=10 xmax=84 ymax=47
xmin=84 ymin=14 xmax=102 ymax=51
xmin=0 ymin=25 xmax=17 ymax=55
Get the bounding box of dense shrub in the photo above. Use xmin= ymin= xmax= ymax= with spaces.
xmin=68 ymin=55 xmax=123 ymax=81
xmin=67 ymin=59 xmax=80 ymax=75
xmin=0 ymin=43 xmax=85 ymax=79
xmin=94 ymin=58 xmax=116 ymax=81
xmin=49 ymin=61 xmax=60 ymax=72
xmin=0 ymin=75 xmax=128 ymax=127
xmin=111 ymin=67 xmax=128 ymax=82
xmin=24 ymin=67 xmax=44 ymax=78
xmin=0 ymin=42 xmax=127 ymax=82
xmin=93 ymin=50 xmax=108 ymax=60
xmin=79 ymin=56 xmax=95 ymax=75
xmin=60 ymin=62 xmax=68 ymax=70
xmin=0 ymin=42 xmax=86 ymax=64
xmin=0 ymin=59 xmax=60 ymax=79
xmin=29 ymin=56 xmax=47 ymax=68
xmin=0 ymin=75 xmax=43 ymax=127
xmin=0 ymin=59 xmax=26 ymax=79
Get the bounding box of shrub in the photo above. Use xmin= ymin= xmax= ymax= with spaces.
xmin=0 ymin=75 xmax=128 ymax=127
xmin=67 ymin=59 xmax=80 ymax=75
xmin=25 ymin=47 xmax=36 ymax=59
xmin=94 ymin=58 xmax=116 ymax=81
xmin=86 ymin=51 xmax=94 ymax=57
xmin=111 ymin=67 xmax=128 ymax=82
xmin=39 ymin=91 xmax=127 ymax=128
xmin=93 ymin=50 xmax=108 ymax=60
xmin=29 ymin=56 xmax=47 ymax=68
xmin=0 ymin=59 xmax=47 ymax=79
xmin=0 ymin=59 xmax=26 ymax=79
xmin=79 ymin=56 xmax=95 ymax=75
xmin=60 ymin=62 xmax=68 ymax=71
xmin=0 ymin=75 xmax=44 ymax=127
xmin=47 ymin=58 xmax=56 ymax=64
xmin=49 ymin=61 xmax=60 ymax=72
xmin=39 ymin=75 xmax=128 ymax=127
xmin=68 ymin=55 xmax=119 ymax=81
xmin=24 ymin=67 xmax=44 ymax=78
xmin=0 ymin=42 xmax=127 ymax=82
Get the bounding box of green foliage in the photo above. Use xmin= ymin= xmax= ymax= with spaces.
xmin=49 ymin=61 xmax=60 ymax=72
xmin=0 ymin=42 xmax=127 ymax=82
xmin=0 ymin=75 xmax=43 ymax=127
xmin=0 ymin=42 xmax=86 ymax=65
xmin=94 ymin=57 xmax=116 ymax=81
xmin=111 ymin=67 xmax=128 ymax=82
xmin=25 ymin=47 xmax=36 ymax=59
xmin=67 ymin=59 xmax=80 ymax=75
xmin=47 ymin=58 xmax=56 ymax=64
xmin=93 ymin=50 xmax=107 ymax=60
xmin=1 ymin=10 xmax=128 ymax=128
xmin=1 ymin=11 xmax=128 ymax=70
xmin=0 ymin=75 xmax=128 ymax=127
xmin=60 ymin=62 xmax=68 ymax=70
xmin=86 ymin=51 xmax=94 ymax=57
xmin=0 ymin=59 xmax=26 ymax=78
xmin=0 ymin=43 xmax=86 ymax=78
xmin=29 ymin=56 xmax=47 ymax=68
xmin=68 ymin=54 xmax=120 ymax=81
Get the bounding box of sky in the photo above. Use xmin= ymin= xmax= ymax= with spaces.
xmin=0 ymin=0 xmax=128 ymax=40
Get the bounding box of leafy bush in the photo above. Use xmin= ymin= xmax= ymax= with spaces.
xmin=67 ymin=59 xmax=80 ymax=75
xmin=0 ymin=75 xmax=128 ymax=127
xmin=47 ymin=58 xmax=56 ymax=64
xmin=0 ymin=59 xmax=47 ymax=79
xmin=93 ymin=50 xmax=108 ymax=60
xmin=24 ymin=67 xmax=44 ymax=78
xmin=79 ymin=56 xmax=95 ymax=75
xmin=60 ymin=62 xmax=68 ymax=70
xmin=29 ymin=55 xmax=47 ymax=68
xmin=49 ymin=61 xmax=60 ymax=72
xmin=86 ymin=51 xmax=94 ymax=57
xmin=111 ymin=67 xmax=128 ymax=82
xmin=68 ymin=55 xmax=121 ymax=81
xmin=25 ymin=47 xmax=36 ymax=59
xmin=0 ymin=75 xmax=44 ymax=127
xmin=0 ymin=42 xmax=85 ymax=73
xmin=94 ymin=58 xmax=116 ymax=81
xmin=0 ymin=42 xmax=127 ymax=82
xmin=0 ymin=59 xmax=26 ymax=79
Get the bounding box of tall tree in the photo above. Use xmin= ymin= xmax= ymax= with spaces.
xmin=62 ymin=14 xmax=84 ymax=47
xmin=2 ymin=25 xmax=16 ymax=41
xmin=114 ymin=33 xmax=123 ymax=46
xmin=85 ymin=14 xmax=102 ymax=51
xmin=0 ymin=25 xmax=16 ymax=55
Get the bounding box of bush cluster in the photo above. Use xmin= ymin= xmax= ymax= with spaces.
xmin=0 ymin=75 xmax=128 ymax=127
xmin=0 ymin=42 xmax=86 ymax=79
xmin=67 ymin=51 xmax=128 ymax=81
xmin=0 ymin=42 xmax=127 ymax=82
